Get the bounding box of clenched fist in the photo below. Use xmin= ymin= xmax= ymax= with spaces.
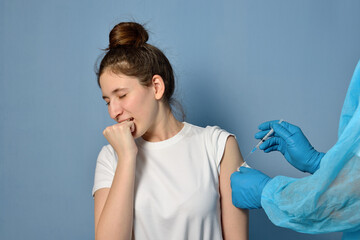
xmin=103 ymin=118 xmax=138 ymax=159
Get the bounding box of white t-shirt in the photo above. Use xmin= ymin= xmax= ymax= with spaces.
xmin=92 ymin=122 xmax=233 ymax=240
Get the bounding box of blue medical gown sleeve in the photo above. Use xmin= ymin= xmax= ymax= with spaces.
xmin=261 ymin=60 xmax=360 ymax=235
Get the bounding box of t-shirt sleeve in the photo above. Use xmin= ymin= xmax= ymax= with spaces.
xmin=205 ymin=126 xmax=235 ymax=173
xmin=92 ymin=145 xmax=116 ymax=197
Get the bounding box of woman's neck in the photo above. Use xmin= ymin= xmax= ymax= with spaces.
xmin=142 ymin=109 xmax=184 ymax=142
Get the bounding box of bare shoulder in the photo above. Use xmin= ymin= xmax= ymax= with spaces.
xmin=221 ymin=136 xmax=244 ymax=168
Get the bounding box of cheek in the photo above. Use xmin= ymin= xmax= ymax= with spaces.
xmin=141 ymin=99 xmax=155 ymax=119
xmin=128 ymin=90 xmax=154 ymax=116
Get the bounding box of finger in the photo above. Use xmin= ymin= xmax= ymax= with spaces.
xmin=255 ymin=130 xmax=275 ymax=139
xmin=121 ymin=120 xmax=136 ymax=134
xmin=258 ymin=120 xmax=296 ymax=131
xmin=124 ymin=119 xmax=135 ymax=133
xmin=258 ymin=120 xmax=280 ymax=131
xmin=259 ymin=137 xmax=282 ymax=150
xmin=272 ymin=123 xmax=292 ymax=139
xmin=278 ymin=121 xmax=301 ymax=133
xmin=130 ymin=121 xmax=135 ymax=133
xmin=117 ymin=119 xmax=133 ymax=127
xmin=264 ymin=145 xmax=280 ymax=153
xmin=239 ymin=166 xmax=254 ymax=173
xmin=103 ymin=126 xmax=111 ymax=136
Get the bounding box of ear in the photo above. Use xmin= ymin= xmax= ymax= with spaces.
xmin=151 ymin=75 xmax=165 ymax=100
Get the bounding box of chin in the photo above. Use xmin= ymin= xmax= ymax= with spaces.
xmin=132 ymin=127 xmax=143 ymax=139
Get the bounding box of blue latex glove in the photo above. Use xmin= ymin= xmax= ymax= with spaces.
xmin=230 ymin=167 xmax=271 ymax=209
xmin=255 ymin=120 xmax=325 ymax=174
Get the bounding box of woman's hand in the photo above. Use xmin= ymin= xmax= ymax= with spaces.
xmin=96 ymin=119 xmax=138 ymax=240
xmin=103 ymin=119 xmax=138 ymax=159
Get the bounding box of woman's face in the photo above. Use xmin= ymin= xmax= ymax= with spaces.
xmin=99 ymin=70 xmax=158 ymax=139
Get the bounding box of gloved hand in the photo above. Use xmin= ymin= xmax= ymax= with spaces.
xmin=255 ymin=120 xmax=325 ymax=174
xmin=230 ymin=167 xmax=271 ymax=209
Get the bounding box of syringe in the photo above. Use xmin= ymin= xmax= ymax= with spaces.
xmin=240 ymin=119 xmax=284 ymax=168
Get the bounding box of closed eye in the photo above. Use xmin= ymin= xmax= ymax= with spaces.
xmin=103 ymin=93 xmax=127 ymax=106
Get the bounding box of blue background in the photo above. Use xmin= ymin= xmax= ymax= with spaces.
xmin=1 ymin=0 xmax=360 ymax=239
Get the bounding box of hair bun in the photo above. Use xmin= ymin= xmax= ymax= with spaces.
xmin=108 ymin=22 xmax=149 ymax=49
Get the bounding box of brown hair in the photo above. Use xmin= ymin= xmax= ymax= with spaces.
xmin=96 ymin=22 xmax=176 ymax=110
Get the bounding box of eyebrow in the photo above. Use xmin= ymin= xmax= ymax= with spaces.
xmin=102 ymin=88 xmax=128 ymax=100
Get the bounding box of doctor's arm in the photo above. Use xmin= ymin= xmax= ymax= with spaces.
xmin=220 ymin=136 xmax=249 ymax=240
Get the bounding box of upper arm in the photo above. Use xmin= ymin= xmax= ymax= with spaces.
xmin=219 ymin=136 xmax=249 ymax=240
xmin=94 ymin=188 xmax=110 ymax=233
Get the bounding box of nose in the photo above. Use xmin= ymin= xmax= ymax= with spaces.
xmin=108 ymin=99 xmax=124 ymax=120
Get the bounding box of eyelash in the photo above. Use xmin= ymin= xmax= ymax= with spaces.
xmin=105 ymin=94 xmax=127 ymax=106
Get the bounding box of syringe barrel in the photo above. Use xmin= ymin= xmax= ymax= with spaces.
xmin=254 ymin=119 xmax=283 ymax=149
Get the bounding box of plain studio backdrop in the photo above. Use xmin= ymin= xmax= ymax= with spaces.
xmin=1 ymin=0 xmax=360 ymax=239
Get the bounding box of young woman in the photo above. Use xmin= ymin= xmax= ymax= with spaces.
xmin=92 ymin=21 xmax=248 ymax=240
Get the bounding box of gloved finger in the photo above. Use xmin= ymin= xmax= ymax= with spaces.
xmin=259 ymin=137 xmax=283 ymax=150
xmin=264 ymin=145 xmax=280 ymax=153
xmin=258 ymin=120 xmax=281 ymax=131
xmin=277 ymin=121 xmax=302 ymax=134
xmin=239 ymin=166 xmax=254 ymax=173
xmin=258 ymin=120 xmax=298 ymax=132
xmin=255 ymin=130 xmax=289 ymax=139
xmin=254 ymin=130 xmax=275 ymax=139
xmin=272 ymin=123 xmax=293 ymax=140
